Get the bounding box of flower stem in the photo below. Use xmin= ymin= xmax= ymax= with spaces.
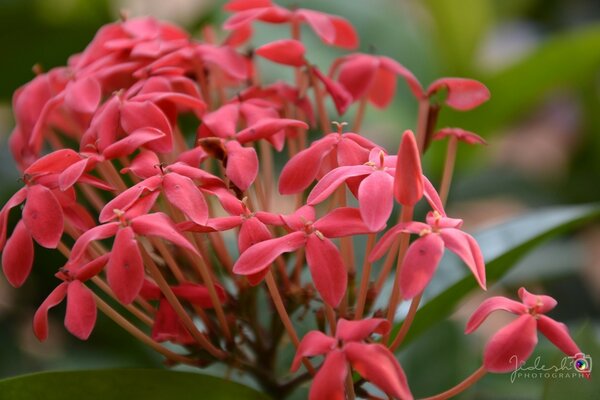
xmin=346 ymin=372 xmax=356 ymax=400
xmin=388 ymin=292 xmax=422 ymax=351
xmin=353 ymin=96 xmax=368 ymax=132
xmin=420 ymin=366 xmax=487 ymax=400
xmin=354 ymin=233 xmax=376 ymax=319
xmin=415 ymin=98 xmax=430 ymax=154
xmin=439 ymin=136 xmax=458 ymax=205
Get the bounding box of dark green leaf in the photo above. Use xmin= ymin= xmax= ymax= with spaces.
xmin=0 ymin=369 xmax=270 ymax=400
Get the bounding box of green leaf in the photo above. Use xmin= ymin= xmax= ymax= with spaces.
xmin=0 ymin=369 xmax=270 ymax=400
xmin=440 ymin=24 xmax=600 ymax=135
xmin=393 ymin=203 xmax=600 ymax=346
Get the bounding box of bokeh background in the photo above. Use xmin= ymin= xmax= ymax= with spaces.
xmin=0 ymin=0 xmax=599 ymax=398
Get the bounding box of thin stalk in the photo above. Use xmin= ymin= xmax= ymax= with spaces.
xmin=309 ymin=66 xmax=330 ymax=134
xmin=353 ymin=96 xmax=368 ymax=132
xmin=90 ymin=276 xmax=154 ymax=326
xmin=324 ymin=304 xmax=337 ymax=336
xmin=388 ymin=292 xmax=422 ymax=351
xmin=94 ymin=293 xmax=197 ymax=366
xmin=421 ymin=366 xmax=487 ymax=400
xmin=346 ymin=372 xmax=356 ymax=400
xmin=374 ymin=238 xmax=399 ymax=293
xmin=140 ymin=245 xmax=226 ymax=359
xmin=439 ymin=136 xmax=458 ymax=206
xmin=259 ymin=139 xmax=274 ymax=210
xmin=415 ymin=98 xmax=430 ymax=154
xmin=354 ymin=233 xmax=376 ymax=319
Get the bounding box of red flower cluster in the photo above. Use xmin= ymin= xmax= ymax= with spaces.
xmin=0 ymin=1 xmax=587 ymax=398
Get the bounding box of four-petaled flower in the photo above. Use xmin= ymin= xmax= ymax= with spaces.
xmin=292 ymin=318 xmax=413 ymax=400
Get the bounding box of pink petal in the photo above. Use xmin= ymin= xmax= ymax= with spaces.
xmin=103 ymin=128 xmax=166 ymax=159
xmin=305 ymin=235 xmax=346 ymax=307
xmin=440 ymin=228 xmax=486 ymax=290
xmin=312 ymin=67 xmax=353 ymax=115
xmin=329 ymin=16 xmax=359 ymax=50
xmin=279 ymin=134 xmax=337 ymax=194
xmin=152 ymin=298 xmax=194 ymax=344
xmin=172 ymin=283 xmax=227 ymax=308
xmin=309 ymin=350 xmax=348 ymax=400
xmin=379 ymin=56 xmax=424 ymax=99
xmin=337 ymin=55 xmax=379 ymax=101
xmin=336 ymin=318 xmax=390 ymax=342
xmin=33 ymin=282 xmax=68 ymax=341
xmin=99 ymin=175 xmax=162 ymax=222
xmin=433 ymin=127 xmax=486 ymax=145
xmin=236 ymin=118 xmax=308 ymax=144
xmin=0 ymin=188 xmax=27 ymax=251
xmin=368 ymin=67 xmax=397 ymax=108
xmin=400 ymin=234 xmax=445 ymax=299
xmin=2 ymin=220 xmax=34 ymax=288
xmin=239 ymin=217 xmax=272 ymax=253
xmin=337 ymin=135 xmax=373 ymax=167
xmin=23 ymin=185 xmax=63 ymax=248
xmin=484 ymin=314 xmax=537 ymax=373
xmin=163 ymin=173 xmax=209 ymax=225
xmin=120 ymin=100 xmax=173 ymax=153
xmin=518 ymin=287 xmax=557 ymax=314
xmin=73 ymin=254 xmax=110 ymax=282
xmin=131 ymin=213 xmax=198 ymax=254
xmin=70 ymin=222 xmax=119 ymax=263
xmin=24 ymin=149 xmax=81 ymax=176
xmin=358 ymin=170 xmax=394 ymax=231
xmin=123 ymin=150 xmax=161 ymax=179
xmin=427 ymin=78 xmax=490 ymax=111
xmin=200 ymin=103 xmax=239 ymax=139
xmin=58 ymin=158 xmax=89 ymax=190
xmin=224 ymin=0 xmax=272 ymax=12
xmin=233 ymin=231 xmax=306 ymax=276
xmin=107 ymin=227 xmax=144 ymax=304
xmin=465 ymin=296 xmax=528 ymax=334
xmin=140 ymin=279 xmax=162 ymax=300
xmin=291 ymin=330 xmax=336 ymax=372
xmin=64 ymin=76 xmax=101 ymax=114
xmin=123 ymin=191 xmax=161 ymax=221
xmin=256 ymin=39 xmax=305 ymax=67
xmin=313 ymin=207 xmax=372 ymax=238
xmin=224 ymin=140 xmax=258 ymax=191
xmin=167 ymin=163 xmax=224 ymax=186
xmin=65 ymin=280 xmax=97 ymax=340
xmin=394 ymin=130 xmax=423 ymax=207
xmin=281 ymin=205 xmax=316 ymax=231
xmin=297 ymin=9 xmax=335 ymax=46
xmin=368 ymin=221 xmax=429 ymax=262
xmin=307 ymin=165 xmax=372 ymax=205
xmin=345 ymin=342 xmax=413 ymax=400
xmin=422 ymin=175 xmax=446 ymax=216
xmin=537 ymin=315 xmax=582 ymax=358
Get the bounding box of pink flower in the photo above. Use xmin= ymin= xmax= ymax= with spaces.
xmin=369 ymin=211 xmax=486 ymax=299
xmin=33 ymin=255 xmax=108 ymax=341
xmin=279 ymin=131 xmax=379 ymax=194
xmin=224 ymin=0 xmax=358 ymax=50
xmin=141 ymin=279 xmax=227 ymax=344
xmin=307 ymin=149 xmax=396 ymax=231
xmin=292 ymin=318 xmax=412 ymax=400
xmin=394 ymin=130 xmax=423 ymax=207
xmin=466 ymin=287 xmax=588 ymax=375
xmin=255 ymin=39 xmax=306 ymax=67
xmin=233 ymin=206 xmax=372 ymax=306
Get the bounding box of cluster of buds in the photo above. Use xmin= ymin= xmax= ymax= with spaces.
xmin=0 ymin=1 xmax=587 ymax=398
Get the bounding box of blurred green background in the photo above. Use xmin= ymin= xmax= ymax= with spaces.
xmin=0 ymin=0 xmax=599 ymax=398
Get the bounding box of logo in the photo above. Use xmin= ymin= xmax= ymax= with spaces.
xmin=509 ymin=353 xmax=592 ymax=383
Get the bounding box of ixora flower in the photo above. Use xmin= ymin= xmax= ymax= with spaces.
xmin=466 ymin=288 xmax=588 ymax=375
xmin=292 ymin=318 xmax=412 ymax=400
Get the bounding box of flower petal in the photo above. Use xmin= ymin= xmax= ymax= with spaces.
xmin=163 ymin=173 xmax=209 ymax=225
xmin=256 ymin=39 xmax=305 ymax=67
xmin=537 ymin=315 xmax=581 ymax=357
xmin=337 ymin=54 xmax=379 ymax=101
xmin=518 ymin=287 xmax=557 ymax=314
xmin=400 ymin=234 xmax=445 ymax=299
xmin=358 ymin=170 xmax=394 ymax=231
xmin=0 ymin=188 xmax=27 ymax=251
xmin=70 ymin=222 xmax=119 ymax=263
xmin=345 ymin=342 xmax=413 ymax=400
xmin=64 ymin=76 xmax=101 ymax=114
xmin=307 ymin=165 xmax=372 ymax=205
xmin=131 ymin=212 xmax=198 ymax=254
xmin=172 ymin=283 xmax=227 ymax=308
xmin=305 ymin=235 xmax=347 ymax=307
xmin=309 ymin=350 xmax=348 ymax=400
xmin=22 ymin=185 xmax=63 ymax=248
xmin=433 ymin=127 xmax=486 ymax=145
xmin=99 ymin=175 xmax=162 ymax=222
xmin=394 ymin=130 xmax=423 ymax=207
xmin=291 ymin=330 xmax=336 ymax=372
xmin=239 ymin=217 xmax=272 ymax=253
xmin=336 ymin=318 xmax=390 ymax=342
xmin=233 ymin=231 xmax=306 ymax=276
xmin=484 ymin=314 xmax=537 ymax=373
xmin=152 ymin=298 xmax=194 ymax=344
xmin=224 ymin=140 xmax=258 ymax=191
xmin=314 ymin=207 xmax=372 ymax=238
xmin=465 ymin=296 xmax=528 ymax=334
xmin=33 ymin=282 xmax=68 ymax=341
xmin=107 ymin=227 xmax=144 ymax=304
xmin=65 ymin=280 xmax=97 ymax=340
xmin=440 ymin=228 xmax=486 ymax=290
xmin=427 ymin=78 xmax=490 ymax=111
xmin=103 ymin=127 xmax=166 ymax=159
xmin=2 ymin=220 xmax=34 ymax=288
xmin=368 ymin=221 xmax=428 ymax=262
xmin=278 ymin=134 xmax=337 ymax=194
xmin=368 ymin=67 xmax=398 ymax=108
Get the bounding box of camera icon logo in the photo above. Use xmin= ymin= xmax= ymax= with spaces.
xmin=573 ymin=353 xmax=592 ymax=374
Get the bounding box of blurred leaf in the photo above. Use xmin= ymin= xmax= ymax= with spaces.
xmin=393 ymin=203 xmax=600 ymax=346
xmin=0 ymin=369 xmax=270 ymax=400
xmin=441 ymin=24 xmax=600 ymax=135
xmin=424 ymin=0 xmax=493 ymax=74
